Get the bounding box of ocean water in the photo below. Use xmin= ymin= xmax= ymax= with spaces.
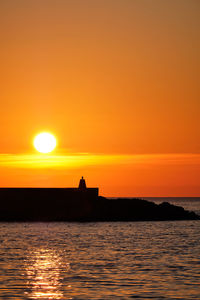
xmin=0 ymin=198 xmax=200 ymax=300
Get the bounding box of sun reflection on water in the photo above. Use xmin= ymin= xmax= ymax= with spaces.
xmin=25 ymin=249 xmax=69 ymax=299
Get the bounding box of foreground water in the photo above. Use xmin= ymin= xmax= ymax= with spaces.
xmin=0 ymin=198 xmax=200 ymax=299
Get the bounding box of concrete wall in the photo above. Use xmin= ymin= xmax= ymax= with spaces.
xmin=0 ymin=188 xmax=99 ymax=221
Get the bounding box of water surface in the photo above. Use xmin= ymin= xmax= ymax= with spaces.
xmin=0 ymin=198 xmax=200 ymax=299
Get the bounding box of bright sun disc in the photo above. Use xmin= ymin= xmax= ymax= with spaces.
xmin=34 ymin=132 xmax=57 ymax=153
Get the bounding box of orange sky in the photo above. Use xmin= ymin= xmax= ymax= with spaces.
xmin=0 ymin=0 xmax=200 ymax=196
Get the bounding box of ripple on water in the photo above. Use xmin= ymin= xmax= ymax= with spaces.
xmin=0 ymin=221 xmax=199 ymax=299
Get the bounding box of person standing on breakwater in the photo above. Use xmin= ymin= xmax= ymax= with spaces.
xmin=79 ymin=176 xmax=87 ymax=190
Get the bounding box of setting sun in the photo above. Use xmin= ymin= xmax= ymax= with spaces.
xmin=33 ymin=132 xmax=57 ymax=154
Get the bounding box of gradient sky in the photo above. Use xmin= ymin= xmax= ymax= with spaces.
xmin=0 ymin=0 xmax=199 ymax=196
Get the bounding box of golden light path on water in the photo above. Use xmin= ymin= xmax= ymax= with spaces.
xmin=25 ymin=249 xmax=70 ymax=299
xmin=0 ymin=222 xmax=200 ymax=299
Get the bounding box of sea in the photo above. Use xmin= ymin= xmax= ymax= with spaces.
xmin=0 ymin=197 xmax=199 ymax=299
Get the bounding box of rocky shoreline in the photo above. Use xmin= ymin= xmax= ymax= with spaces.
xmin=0 ymin=194 xmax=199 ymax=222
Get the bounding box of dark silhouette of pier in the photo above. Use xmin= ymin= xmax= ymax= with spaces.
xmin=0 ymin=177 xmax=199 ymax=221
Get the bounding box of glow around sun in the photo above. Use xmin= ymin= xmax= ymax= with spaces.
xmin=33 ymin=132 xmax=57 ymax=154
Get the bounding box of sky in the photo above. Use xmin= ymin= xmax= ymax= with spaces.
xmin=0 ymin=0 xmax=199 ymax=196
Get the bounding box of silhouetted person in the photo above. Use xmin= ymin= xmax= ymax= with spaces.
xmin=79 ymin=176 xmax=87 ymax=190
